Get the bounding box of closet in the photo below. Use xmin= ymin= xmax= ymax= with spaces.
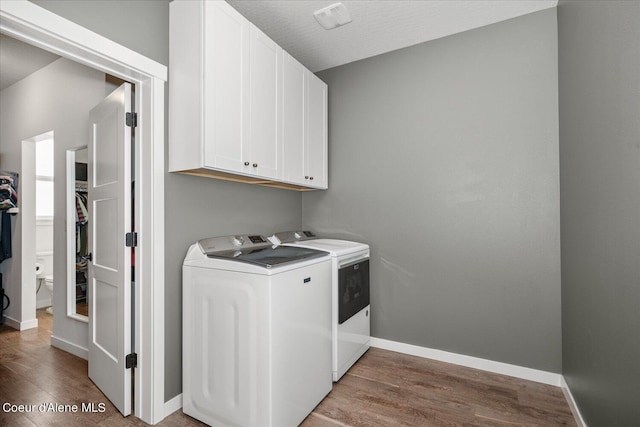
xmin=74 ymin=162 xmax=88 ymax=315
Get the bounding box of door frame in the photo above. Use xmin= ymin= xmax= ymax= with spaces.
xmin=0 ymin=1 xmax=167 ymax=424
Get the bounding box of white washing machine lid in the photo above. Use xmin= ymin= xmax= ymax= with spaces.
xmin=183 ymin=244 xmax=330 ymax=275
xmin=206 ymin=245 xmax=327 ymax=269
xmin=284 ymin=238 xmax=369 ymax=257
xmin=183 ymin=235 xmax=330 ymax=274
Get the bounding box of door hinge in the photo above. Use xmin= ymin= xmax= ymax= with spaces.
xmin=125 ymin=353 xmax=137 ymax=369
xmin=125 ymin=232 xmax=138 ymax=247
xmin=126 ymin=112 xmax=137 ymax=128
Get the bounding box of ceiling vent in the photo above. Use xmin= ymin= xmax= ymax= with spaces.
xmin=313 ymin=2 xmax=353 ymax=30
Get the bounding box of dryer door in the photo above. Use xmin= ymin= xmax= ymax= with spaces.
xmin=338 ymin=259 xmax=370 ymax=324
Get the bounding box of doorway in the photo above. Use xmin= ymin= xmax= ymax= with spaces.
xmin=34 ymin=135 xmax=55 ymax=313
xmin=18 ymin=131 xmax=56 ymax=331
xmin=0 ymin=1 xmax=166 ymax=423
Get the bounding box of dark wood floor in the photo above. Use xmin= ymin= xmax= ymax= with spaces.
xmin=1 ymin=310 xmax=576 ymax=426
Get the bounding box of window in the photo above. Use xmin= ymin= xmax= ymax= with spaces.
xmin=36 ymin=138 xmax=54 ymax=218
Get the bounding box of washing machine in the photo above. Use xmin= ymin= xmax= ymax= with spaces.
xmin=183 ymin=234 xmax=332 ymax=427
xmin=272 ymin=231 xmax=370 ymax=382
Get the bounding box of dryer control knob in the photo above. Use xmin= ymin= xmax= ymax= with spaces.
xmin=294 ymin=232 xmax=302 ymax=240
xmin=232 ymin=236 xmax=245 ymax=246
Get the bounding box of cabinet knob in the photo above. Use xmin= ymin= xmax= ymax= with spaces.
xmin=310 ymin=176 xmax=314 ymax=180
xmin=253 ymin=163 xmax=258 ymax=168
xmin=244 ymin=162 xmax=250 ymax=166
xmin=305 ymin=176 xmax=309 ymax=180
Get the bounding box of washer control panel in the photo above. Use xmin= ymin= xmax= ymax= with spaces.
xmin=198 ymin=234 xmax=270 ymax=255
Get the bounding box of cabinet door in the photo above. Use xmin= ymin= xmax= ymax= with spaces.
xmin=203 ymin=1 xmax=250 ymax=172
xmin=281 ymin=52 xmax=306 ymax=185
xmin=249 ymin=25 xmax=282 ymax=179
xmin=305 ymin=72 xmax=328 ymax=189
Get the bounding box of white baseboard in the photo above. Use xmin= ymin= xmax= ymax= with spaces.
xmin=51 ymin=335 xmax=88 ymax=360
xmin=36 ymin=299 xmax=52 ymax=309
xmin=370 ymin=337 xmax=563 ymax=386
xmin=2 ymin=316 xmax=39 ymax=331
xmin=560 ymin=377 xmax=587 ymax=427
xmin=164 ymin=393 xmax=182 ymax=417
xmin=161 ymin=340 xmax=586 ymax=427
xmin=370 ymin=337 xmax=588 ymax=426
xmin=1 ymin=316 xmax=20 ymax=330
xmin=21 ymin=318 xmax=39 ymax=330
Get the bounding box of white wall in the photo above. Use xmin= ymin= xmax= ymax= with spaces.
xmin=0 ymin=57 xmax=108 ymax=353
xmin=35 ymin=221 xmax=54 ymax=254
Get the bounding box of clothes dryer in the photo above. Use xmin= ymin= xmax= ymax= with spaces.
xmin=272 ymin=231 xmax=370 ymax=381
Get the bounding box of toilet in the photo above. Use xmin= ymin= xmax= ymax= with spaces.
xmin=44 ymin=275 xmax=54 ymax=294
xmin=35 ymin=254 xmax=54 ymax=311
xmin=44 ymin=275 xmax=54 ymax=314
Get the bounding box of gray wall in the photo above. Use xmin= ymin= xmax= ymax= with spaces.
xmin=306 ymin=9 xmax=562 ymax=372
xmin=558 ymin=1 xmax=640 ymax=425
xmin=32 ymin=0 xmax=170 ymax=65
xmin=162 ymin=178 xmax=301 ymax=401
xmin=31 ymin=0 xmax=303 ymax=401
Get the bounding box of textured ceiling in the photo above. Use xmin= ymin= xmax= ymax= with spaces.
xmin=227 ymin=0 xmax=558 ymax=72
xmin=0 ymin=34 xmax=60 ymax=91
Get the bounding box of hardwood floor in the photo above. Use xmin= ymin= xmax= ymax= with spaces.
xmin=1 ymin=310 xmax=576 ymax=426
xmin=75 ymin=302 xmax=88 ymax=317
xmin=301 ymin=350 xmax=576 ymax=426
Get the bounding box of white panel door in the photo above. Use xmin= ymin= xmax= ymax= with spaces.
xmin=281 ymin=51 xmax=306 ymax=185
xmin=249 ymin=25 xmax=282 ymax=179
xmin=203 ymin=0 xmax=250 ymax=173
xmin=305 ymin=72 xmax=328 ymax=189
xmin=88 ymin=83 xmax=132 ymax=416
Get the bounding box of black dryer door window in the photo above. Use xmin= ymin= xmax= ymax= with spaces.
xmin=338 ymin=259 xmax=370 ymax=324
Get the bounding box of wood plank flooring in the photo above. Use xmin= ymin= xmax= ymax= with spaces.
xmin=1 ymin=310 xmax=576 ymax=426
xmin=75 ymin=302 xmax=88 ymax=317
xmin=301 ymin=349 xmax=576 ymax=426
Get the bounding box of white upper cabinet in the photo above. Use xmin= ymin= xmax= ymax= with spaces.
xmin=281 ymin=53 xmax=328 ymax=190
xmin=281 ymin=52 xmax=306 ymax=185
xmin=169 ymin=0 xmax=327 ymax=190
xmin=203 ymin=1 xmax=250 ymax=173
xmin=305 ymin=72 xmax=328 ymax=189
xmin=248 ymin=26 xmax=282 ymax=180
